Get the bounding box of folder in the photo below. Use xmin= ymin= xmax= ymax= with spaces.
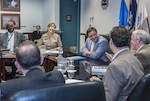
xmin=66 ymin=56 xmax=87 ymax=61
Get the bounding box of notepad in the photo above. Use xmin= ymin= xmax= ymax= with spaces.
xmin=92 ymin=66 xmax=108 ymax=75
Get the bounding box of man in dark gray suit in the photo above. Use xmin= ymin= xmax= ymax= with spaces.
xmin=0 ymin=21 xmax=26 ymax=79
xmin=90 ymin=26 xmax=144 ymax=101
xmin=131 ymin=29 xmax=150 ymax=74
xmin=0 ymin=40 xmax=65 ymax=99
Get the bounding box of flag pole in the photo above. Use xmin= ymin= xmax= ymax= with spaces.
xmin=146 ymin=18 xmax=150 ymax=33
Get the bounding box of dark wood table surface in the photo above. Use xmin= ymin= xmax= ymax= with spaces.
xmin=0 ymin=54 xmax=16 ymax=82
xmin=44 ymin=55 xmax=110 ymax=81
xmin=0 ymin=54 xmax=56 ymax=82
xmin=0 ymin=51 xmax=109 ymax=82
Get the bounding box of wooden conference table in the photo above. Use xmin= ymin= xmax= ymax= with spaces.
xmin=0 ymin=52 xmax=109 ymax=82
xmin=0 ymin=53 xmax=55 ymax=82
xmin=45 ymin=55 xmax=110 ymax=80
xmin=0 ymin=51 xmax=72 ymax=82
xmin=0 ymin=53 xmax=16 ymax=82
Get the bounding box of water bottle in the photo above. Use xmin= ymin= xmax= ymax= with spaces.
xmin=57 ymin=54 xmax=69 ymax=74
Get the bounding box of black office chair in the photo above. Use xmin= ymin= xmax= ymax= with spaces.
xmin=7 ymin=81 xmax=105 ymax=101
xmin=127 ymin=73 xmax=150 ymax=101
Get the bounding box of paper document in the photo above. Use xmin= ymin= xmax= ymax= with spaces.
xmin=45 ymin=50 xmax=60 ymax=54
xmin=92 ymin=66 xmax=108 ymax=75
xmin=65 ymin=79 xmax=85 ymax=84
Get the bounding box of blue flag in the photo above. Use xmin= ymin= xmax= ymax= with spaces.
xmin=128 ymin=0 xmax=137 ymax=30
xmin=119 ymin=0 xmax=128 ymax=26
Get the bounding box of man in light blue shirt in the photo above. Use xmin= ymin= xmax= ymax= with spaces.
xmin=80 ymin=27 xmax=109 ymax=62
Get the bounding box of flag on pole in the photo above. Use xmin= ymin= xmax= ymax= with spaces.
xmin=119 ymin=0 xmax=128 ymax=26
xmin=135 ymin=0 xmax=150 ymax=33
xmin=128 ymin=0 xmax=137 ymax=31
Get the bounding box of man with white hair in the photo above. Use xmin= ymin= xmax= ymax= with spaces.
xmin=131 ymin=29 xmax=150 ymax=74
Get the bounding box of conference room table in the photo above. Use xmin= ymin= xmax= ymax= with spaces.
xmin=0 ymin=51 xmax=110 ymax=82
xmin=45 ymin=54 xmax=110 ymax=81
xmin=0 ymin=51 xmax=72 ymax=82
xmin=0 ymin=52 xmax=57 ymax=82
xmin=0 ymin=53 xmax=16 ymax=82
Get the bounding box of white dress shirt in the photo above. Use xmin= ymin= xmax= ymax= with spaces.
xmin=7 ymin=32 xmax=14 ymax=52
xmin=90 ymin=41 xmax=95 ymax=51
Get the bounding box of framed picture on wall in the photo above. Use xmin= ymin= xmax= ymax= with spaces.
xmin=1 ymin=13 xmax=20 ymax=29
xmin=1 ymin=0 xmax=20 ymax=11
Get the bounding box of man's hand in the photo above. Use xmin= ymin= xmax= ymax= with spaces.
xmin=83 ymin=48 xmax=89 ymax=52
xmin=86 ymin=50 xmax=95 ymax=55
xmin=90 ymin=76 xmax=101 ymax=81
xmin=105 ymin=52 xmax=113 ymax=61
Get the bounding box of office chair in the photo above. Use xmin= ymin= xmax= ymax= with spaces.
xmin=127 ymin=73 xmax=150 ymax=101
xmin=8 ymin=81 xmax=105 ymax=101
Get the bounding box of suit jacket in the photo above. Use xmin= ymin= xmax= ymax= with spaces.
xmin=102 ymin=50 xmax=144 ymax=101
xmin=80 ymin=35 xmax=109 ymax=62
xmin=32 ymin=31 xmax=42 ymax=41
xmin=0 ymin=31 xmax=26 ymax=51
xmin=0 ymin=68 xmax=65 ymax=98
xmin=135 ymin=45 xmax=150 ymax=74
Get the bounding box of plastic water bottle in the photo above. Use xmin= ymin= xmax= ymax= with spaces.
xmin=57 ymin=54 xmax=69 ymax=74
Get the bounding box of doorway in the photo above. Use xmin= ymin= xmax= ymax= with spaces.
xmin=59 ymin=0 xmax=80 ymax=53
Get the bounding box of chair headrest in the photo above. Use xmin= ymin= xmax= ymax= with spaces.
xmin=8 ymin=81 xmax=105 ymax=101
xmin=127 ymin=73 xmax=150 ymax=101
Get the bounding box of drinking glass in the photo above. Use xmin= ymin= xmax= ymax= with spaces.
xmin=67 ymin=70 xmax=76 ymax=79
xmin=57 ymin=61 xmax=69 ymax=77
xmin=39 ymin=45 xmax=46 ymax=55
xmin=58 ymin=47 xmax=63 ymax=55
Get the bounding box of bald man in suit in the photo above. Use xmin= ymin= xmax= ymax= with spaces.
xmin=0 ymin=41 xmax=65 ymax=99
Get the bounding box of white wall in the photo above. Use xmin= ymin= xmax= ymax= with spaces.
xmin=42 ymin=0 xmax=60 ymax=31
xmin=0 ymin=0 xmax=150 ymax=41
xmin=81 ymin=0 xmax=121 ymax=34
xmin=81 ymin=0 xmax=150 ymax=34
xmin=0 ymin=0 xmax=59 ymax=33
xmin=20 ymin=0 xmax=43 ymax=32
xmin=80 ymin=0 xmax=150 ymax=48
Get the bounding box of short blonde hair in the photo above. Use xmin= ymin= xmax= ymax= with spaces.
xmin=47 ymin=23 xmax=56 ymax=29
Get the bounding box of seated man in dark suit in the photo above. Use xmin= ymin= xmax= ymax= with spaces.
xmin=32 ymin=25 xmax=42 ymax=42
xmin=0 ymin=40 xmax=65 ymax=99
